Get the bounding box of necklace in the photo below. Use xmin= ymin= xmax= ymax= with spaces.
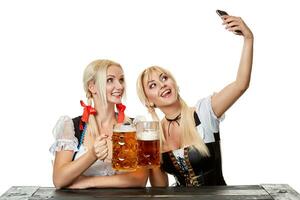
xmin=165 ymin=113 xmax=181 ymax=136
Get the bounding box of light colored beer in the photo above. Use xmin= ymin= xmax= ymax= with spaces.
xmin=137 ymin=130 xmax=160 ymax=168
xmin=112 ymin=126 xmax=137 ymax=171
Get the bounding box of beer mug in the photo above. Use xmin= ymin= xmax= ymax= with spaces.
xmin=112 ymin=122 xmax=137 ymax=171
xmin=136 ymin=121 xmax=160 ymax=168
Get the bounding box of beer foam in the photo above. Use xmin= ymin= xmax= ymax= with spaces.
xmin=137 ymin=131 xmax=159 ymax=140
xmin=113 ymin=125 xmax=136 ymax=133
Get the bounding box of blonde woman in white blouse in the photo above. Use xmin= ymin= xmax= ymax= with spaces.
xmin=50 ymin=59 xmax=148 ymax=189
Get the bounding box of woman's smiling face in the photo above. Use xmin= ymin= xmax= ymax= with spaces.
xmin=106 ymin=65 xmax=125 ymax=105
xmin=143 ymin=70 xmax=178 ymax=108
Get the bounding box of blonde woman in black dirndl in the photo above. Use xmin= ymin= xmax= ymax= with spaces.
xmin=136 ymin=14 xmax=253 ymax=187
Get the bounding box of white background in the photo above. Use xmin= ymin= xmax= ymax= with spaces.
xmin=1 ymin=0 xmax=299 ymax=195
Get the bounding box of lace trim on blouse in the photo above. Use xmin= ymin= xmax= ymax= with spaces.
xmin=49 ymin=139 xmax=79 ymax=155
xmin=49 ymin=116 xmax=79 ymax=155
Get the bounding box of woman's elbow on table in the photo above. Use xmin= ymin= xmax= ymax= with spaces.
xmin=53 ymin=178 xmax=64 ymax=189
xmin=52 ymin=173 xmax=72 ymax=189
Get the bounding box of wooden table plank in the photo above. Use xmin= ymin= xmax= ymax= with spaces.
xmin=30 ymin=189 xmax=273 ymax=200
xmin=0 ymin=186 xmax=39 ymax=200
xmin=261 ymin=184 xmax=300 ymax=200
xmin=1 ymin=185 xmax=299 ymax=200
xmin=29 ymin=186 xmax=272 ymax=200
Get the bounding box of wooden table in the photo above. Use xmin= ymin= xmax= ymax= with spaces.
xmin=1 ymin=184 xmax=299 ymax=200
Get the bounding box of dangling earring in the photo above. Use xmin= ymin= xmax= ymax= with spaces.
xmin=149 ymin=102 xmax=156 ymax=108
xmin=147 ymin=102 xmax=155 ymax=113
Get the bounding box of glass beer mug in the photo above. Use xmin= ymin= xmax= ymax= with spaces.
xmin=112 ymin=122 xmax=137 ymax=171
xmin=136 ymin=121 xmax=160 ymax=168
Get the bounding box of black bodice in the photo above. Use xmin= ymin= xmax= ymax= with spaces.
xmin=161 ymin=112 xmax=226 ymax=187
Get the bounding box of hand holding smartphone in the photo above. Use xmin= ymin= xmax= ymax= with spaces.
xmin=216 ymin=10 xmax=242 ymax=34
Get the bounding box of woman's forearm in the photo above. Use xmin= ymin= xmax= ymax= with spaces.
xmin=149 ymin=167 xmax=169 ymax=187
xmin=68 ymin=168 xmax=149 ymax=189
xmin=53 ymin=150 xmax=97 ymax=188
xmin=236 ymin=38 xmax=254 ymax=90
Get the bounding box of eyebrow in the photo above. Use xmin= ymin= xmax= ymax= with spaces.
xmin=159 ymin=73 xmax=165 ymax=80
xmin=107 ymin=74 xmax=124 ymax=78
xmin=147 ymin=73 xmax=164 ymax=84
xmin=147 ymin=80 xmax=155 ymax=84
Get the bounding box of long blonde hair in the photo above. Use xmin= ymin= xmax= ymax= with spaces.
xmin=136 ymin=66 xmax=209 ymax=156
xmin=83 ymin=59 xmax=124 ymax=136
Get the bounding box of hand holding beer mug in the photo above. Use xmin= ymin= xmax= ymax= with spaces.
xmin=94 ymin=135 xmax=109 ymax=161
xmin=112 ymin=122 xmax=137 ymax=171
xmin=136 ymin=121 xmax=160 ymax=168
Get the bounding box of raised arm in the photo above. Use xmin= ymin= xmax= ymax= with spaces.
xmin=212 ymin=15 xmax=254 ymax=118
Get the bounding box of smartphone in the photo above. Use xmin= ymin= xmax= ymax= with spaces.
xmin=216 ymin=10 xmax=242 ymax=34
xmin=216 ymin=10 xmax=228 ymax=17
